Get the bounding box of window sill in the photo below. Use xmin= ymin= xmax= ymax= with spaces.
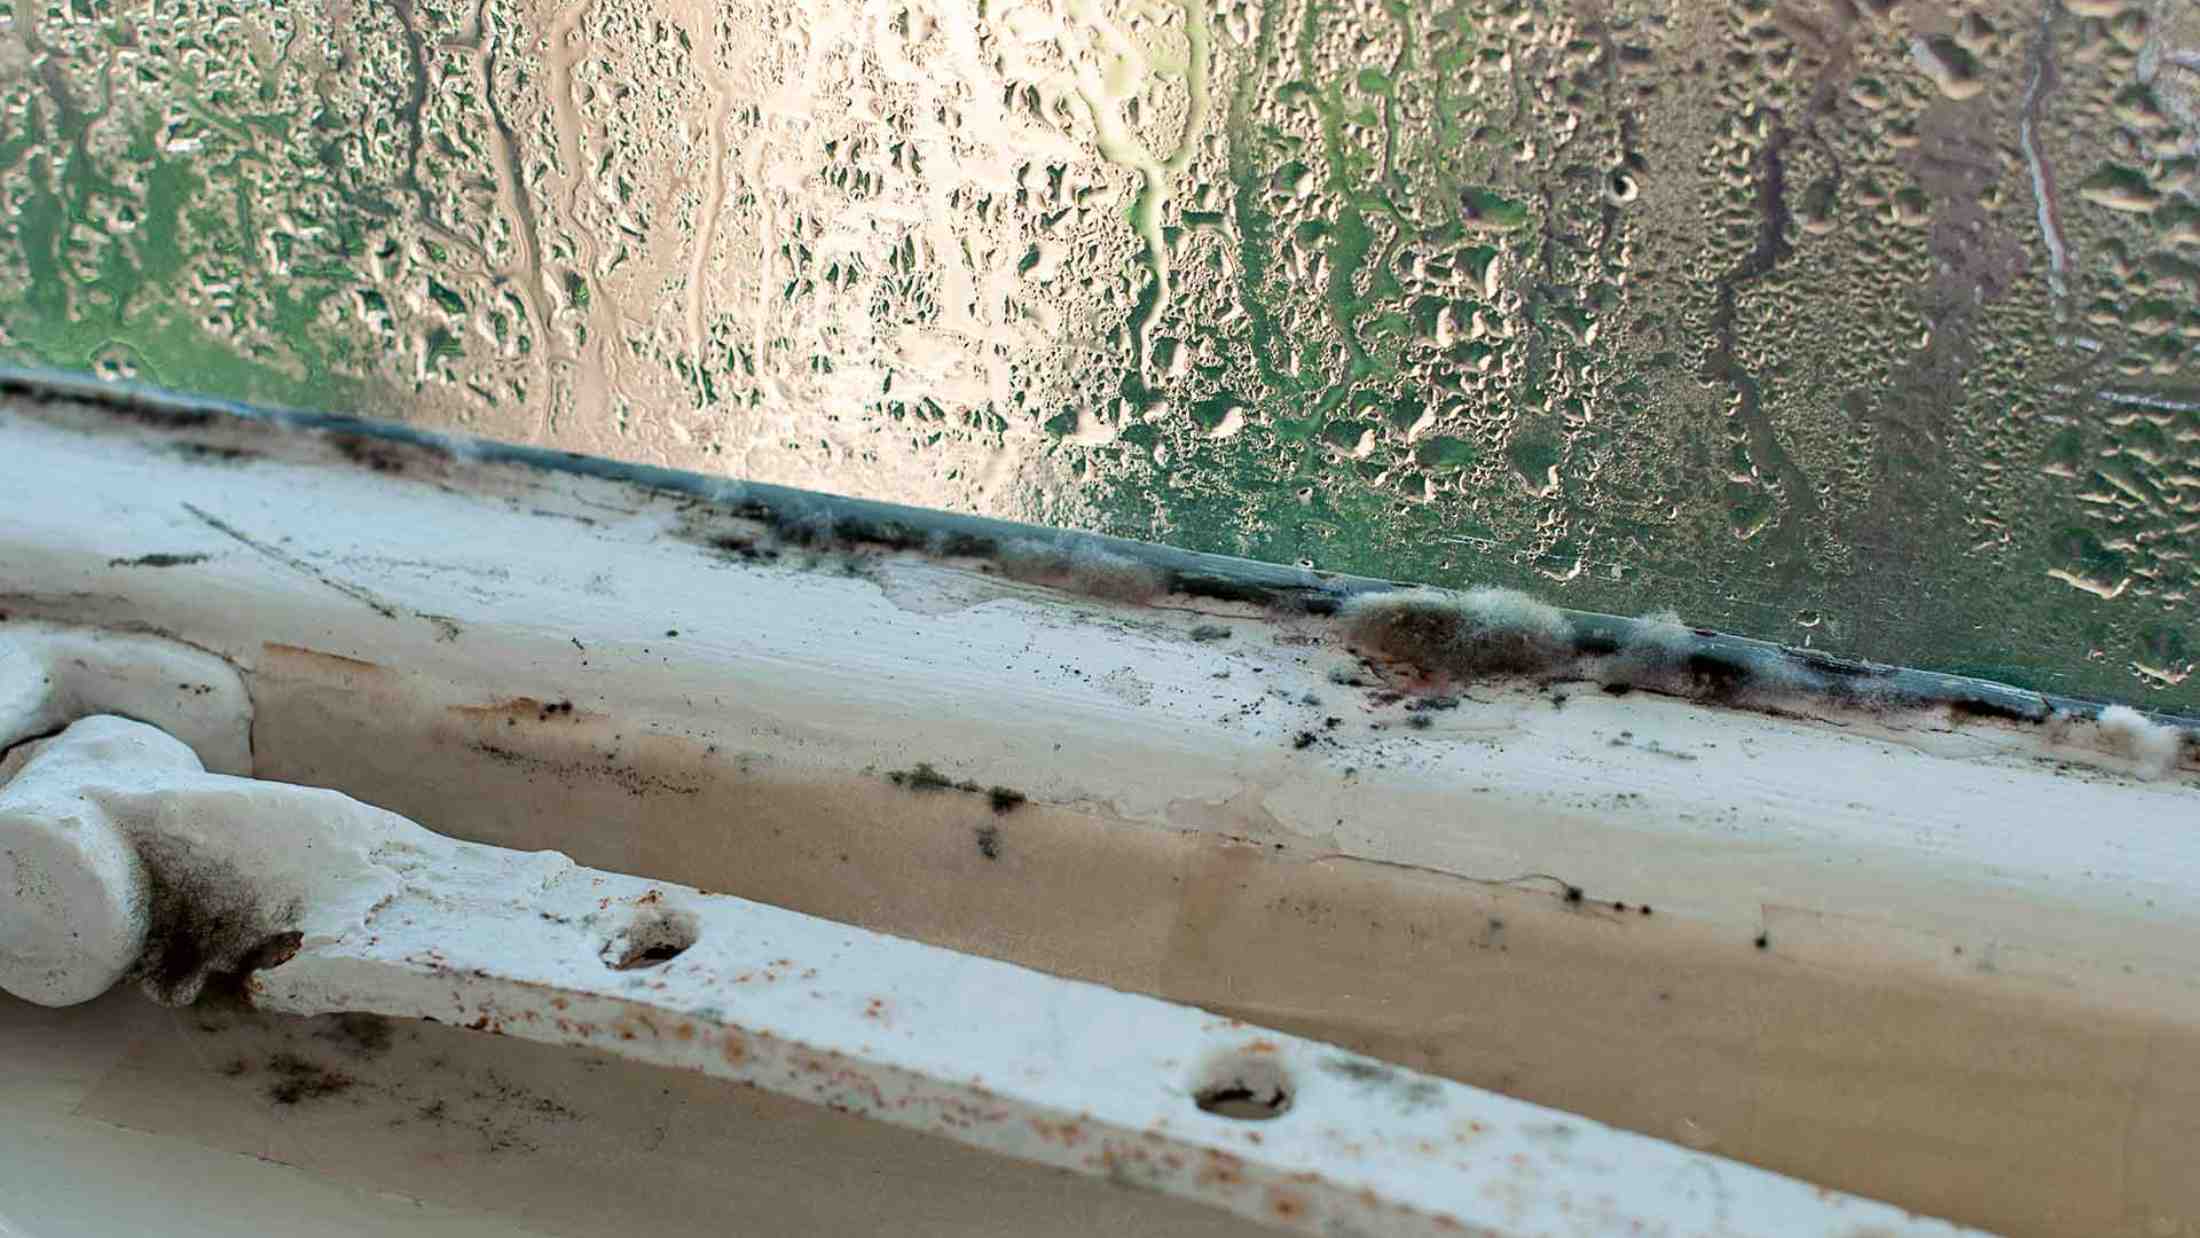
xmin=3 ymin=377 xmax=2195 ymax=1237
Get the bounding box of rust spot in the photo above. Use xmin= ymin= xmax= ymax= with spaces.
xmin=1269 ymin=1191 xmax=1306 ymax=1222
xmin=1029 ymin=1118 xmax=1087 ymax=1147
xmin=261 ymin=643 xmax=384 ymax=676
xmin=722 ymin=1035 xmax=749 ymax=1066
xmin=550 ymin=996 xmax=568 ymax=1010
xmin=1196 ymin=1150 xmax=1246 ymax=1187
xmin=864 ymin=998 xmax=888 ymax=1021
xmin=675 ymin=1023 xmax=695 ymax=1041
xmin=448 ymin=696 xmax=594 ymax=724
xmin=1243 ymin=1039 xmax=1279 ymax=1054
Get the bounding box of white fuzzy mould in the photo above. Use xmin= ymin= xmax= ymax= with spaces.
xmin=1463 ymin=584 xmax=1573 ymax=642
xmin=1631 ymin=608 xmax=1694 ymax=655
xmin=1338 ymin=585 xmax=1575 ymax=677
xmin=997 ymin=537 xmax=1166 ymax=603
xmin=2096 ymin=705 xmax=2186 ymax=779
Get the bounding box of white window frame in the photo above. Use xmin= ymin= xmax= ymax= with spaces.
xmin=2 ymin=369 xmax=2195 ymax=1238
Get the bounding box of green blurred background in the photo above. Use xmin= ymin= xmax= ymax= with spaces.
xmin=2 ymin=0 xmax=2194 ymax=710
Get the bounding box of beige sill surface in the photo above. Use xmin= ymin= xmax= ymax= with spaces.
xmin=0 ymin=991 xmax=1272 ymax=1238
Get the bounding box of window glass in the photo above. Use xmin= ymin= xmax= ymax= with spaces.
xmin=1 ymin=0 xmax=2193 ymax=709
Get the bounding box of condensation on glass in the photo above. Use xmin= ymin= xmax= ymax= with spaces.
xmin=0 ymin=0 xmax=2193 ymax=709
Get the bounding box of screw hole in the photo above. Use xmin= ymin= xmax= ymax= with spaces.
xmin=601 ymin=907 xmax=698 ymax=971
xmin=1193 ymin=1052 xmax=1293 ymax=1121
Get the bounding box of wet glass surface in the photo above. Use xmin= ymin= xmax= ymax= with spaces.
xmin=0 ymin=0 xmax=2193 ymax=709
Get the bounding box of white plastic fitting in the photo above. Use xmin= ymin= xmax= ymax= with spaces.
xmin=0 ymin=621 xmax=253 ymax=774
xmin=0 ymin=716 xmax=409 ymax=1007
xmin=0 ymin=717 xmax=160 ymax=1004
